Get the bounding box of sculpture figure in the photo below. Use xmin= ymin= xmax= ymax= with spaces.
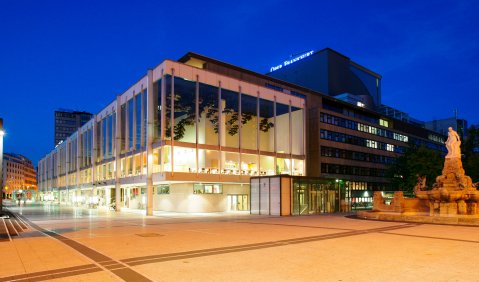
xmin=414 ymin=175 xmax=427 ymax=193
xmin=445 ymin=127 xmax=461 ymax=158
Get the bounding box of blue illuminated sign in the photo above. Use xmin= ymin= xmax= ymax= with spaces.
xmin=270 ymin=50 xmax=314 ymax=72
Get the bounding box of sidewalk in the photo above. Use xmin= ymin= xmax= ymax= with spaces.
xmin=1 ymin=205 xmax=479 ymax=281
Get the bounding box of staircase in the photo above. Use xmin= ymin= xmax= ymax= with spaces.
xmin=0 ymin=210 xmax=29 ymax=242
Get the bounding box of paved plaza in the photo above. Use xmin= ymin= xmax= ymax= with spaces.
xmin=1 ymin=204 xmax=479 ymax=282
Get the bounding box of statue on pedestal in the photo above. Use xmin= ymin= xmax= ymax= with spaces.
xmin=445 ymin=127 xmax=461 ymax=159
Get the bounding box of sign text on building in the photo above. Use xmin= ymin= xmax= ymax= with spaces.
xmin=270 ymin=50 xmax=314 ymax=72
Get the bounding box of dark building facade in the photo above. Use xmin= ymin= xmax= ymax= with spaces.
xmin=267 ymin=48 xmax=381 ymax=109
xmin=425 ymin=116 xmax=468 ymax=141
xmin=54 ymin=110 xmax=92 ymax=146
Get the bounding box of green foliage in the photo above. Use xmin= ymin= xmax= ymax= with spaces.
xmin=462 ymin=125 xmax=479 ymax=182
xmin=387 ymin=146 xmax=443 ymax=193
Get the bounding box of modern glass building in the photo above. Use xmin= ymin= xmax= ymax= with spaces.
xmin=38 ymin=49 xmax=446 ymax=214
xmin=38 ymin=58 xmax=306 ymax=214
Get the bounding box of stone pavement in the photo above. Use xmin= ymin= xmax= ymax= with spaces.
xmin=1 ymin=204 xmax=479 ymax=281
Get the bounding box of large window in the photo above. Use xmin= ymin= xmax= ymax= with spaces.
xmin=222 ymin=89 xmax=239 ymax=148
xmin=120 ymin=104 xmax=126 ymax=154
xmin=198 ymin=149 xmax=220 ymax=173
xmin=198 ymin=83 xmax=218 ymax=145
xmin=142 ymin=89 xmax=147 ymax=147
xmin=164 ymin=75 xmax=172 ymax=140
xmin=291 ymin=106 xmax=304 ymax=155
xmin=222 ymin=152 xmax=239 ymax=174
xmin=128 ymin=98 xmax=134 ymax=150
xmin=102 ymin=118 xmax=107 ymax=160
xmin=276 ymin=102 xmax=290 ymax=154
xmin=108 ymin=114 xmax=113 ymax=158
xmin=172 ymin=77 xmax=196 ymax=143
xmin=241 ymin=94 xmax=257 ymax=150
xmin=259 ymin=98 xmax=274 ymax=152
xmin=135 ymin=93 xmax=142 ymax=150
xmin=173 ymin=147 xmax=196 ymax=172
xmin=155 ymin=79 xmax=162 ymax=141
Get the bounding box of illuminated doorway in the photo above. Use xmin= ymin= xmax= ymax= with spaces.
xmin=227 ymin=194 xmax=248 ymax=211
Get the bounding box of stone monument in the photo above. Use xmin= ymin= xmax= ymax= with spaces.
xmin=360 ymin=128 xmax=479 ymax=225
xmin=414 ymin=127 xmax=479 ymax=215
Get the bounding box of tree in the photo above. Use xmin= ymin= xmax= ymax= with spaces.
xmin=461 ymin=125 xmax=479 ymax=182
xmin=387 ymin=145 xmax=443 ymax=194
xmin=165 ymin=92 xmax=274 ymax=140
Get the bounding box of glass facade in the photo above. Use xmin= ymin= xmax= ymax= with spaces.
xmin=128 ymin=98 xmax=134 ymax=150
xmin=135 ymin=93 xmax=142 ymax=150
xmin=37 ymin=59 xmax=307 ymax=213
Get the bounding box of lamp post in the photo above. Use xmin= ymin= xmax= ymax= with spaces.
xmin=0 ymin=118 xmax=4 ymax=213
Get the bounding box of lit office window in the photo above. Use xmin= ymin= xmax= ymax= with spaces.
xmin=366 ymin=140 xmax=378 ymax=149
xmin=379 ymin=119 xmax=389 ymax=127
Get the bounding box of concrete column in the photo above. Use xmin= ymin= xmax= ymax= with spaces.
xmin=170 ymin=69 xmax=175 ymax=176
xmin=218 ymin=82 xmax=223 ymax=174
xmin=195 ymin=77 xmax=199 ymax=175
xmin=289 ymin=100 xmax=292 ymax=174
xmin=238 ymin=87 xmax=242 ymax=173
xmin=256 ymin=91 xmax=260 ymax=175
xmin=146 ymin=70 xmax=154 ymax=216
xmin=65 ymin=141 xmax=70 ymax=204
xmin=76 ymin=133 xmax=81 ymax=204
xmin=92 ymin=115 xmax=97 ymax=187
xmin=273 ymin=97 xmax=277 ymax=174
xmin=115 ymin=97 xmax=122 ymax=211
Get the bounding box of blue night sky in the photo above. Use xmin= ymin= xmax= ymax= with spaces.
xmin=1 ymin=0 xmax=478 ymax=165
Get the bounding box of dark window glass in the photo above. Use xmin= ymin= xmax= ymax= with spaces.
xmin=259 ymin=98 xmax=274 ymax=152
xmin=121 ymin=104 xmax=126 ymax=154
xmin=199 ymin=83 xmax=219 ymax=145
xmin=128 ymin=99 xmax=134 ymax=150
xmin=102 ymin=118 xmax=107 ymax=159
xmin=241 ymin=94 xmax=258 ymax=150
xmin=172 ymin=77 xmax=196 ymax=142
xmin=135 ymin=93 xmax=142 ymax=150
xmin=222 ymin=89 xmax=239 ymax=148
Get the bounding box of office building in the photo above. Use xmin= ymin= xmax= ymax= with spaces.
xmin=425 ymin=116 xmax=468 ymax=141
xmin=2 ymin=153 xmax=37 ymax=200
xmin=376 ymin=104 xmax=425 ymax=127
xmin=38 ymin=49 xmax=445 ymax=215
xmin=267 ymin=48 xmax=381 ymax=109
xmin=54 ymin=110 xmax=93 ymax=146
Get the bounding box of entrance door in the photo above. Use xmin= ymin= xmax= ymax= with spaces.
xmin=227 ymin=195 xmax=248 ymax=211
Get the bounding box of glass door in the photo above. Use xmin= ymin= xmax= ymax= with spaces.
xmin=227 ymin=195 xmax=249 ymax=211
